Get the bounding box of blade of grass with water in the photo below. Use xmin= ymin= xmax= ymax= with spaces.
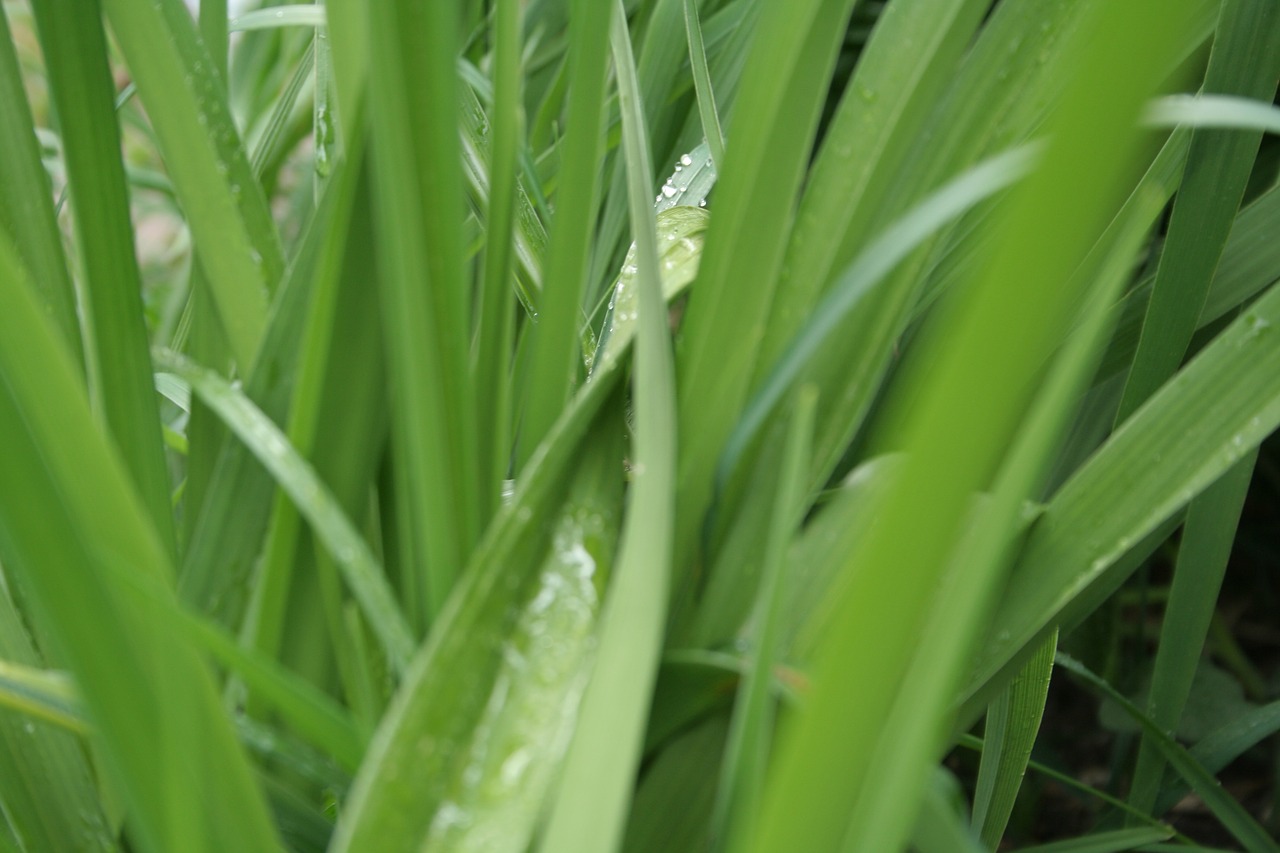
xmin=537 ymin=6 xmax=677 ymax=850
xmin=330 ymin=371 xmax=626 ymax=853
xmin=0 ymin=232 xmax=279 ymax=853
xmin=682 ymin=0 xmax=725 ymax=170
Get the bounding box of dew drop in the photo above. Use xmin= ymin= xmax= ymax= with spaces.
xmin=681 ymin=153 xmax=693 ymax=166
xmin=661 ymin=184 xmax=678 ymax=198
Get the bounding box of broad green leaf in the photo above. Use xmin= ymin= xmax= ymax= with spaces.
xmin=595 ymin=205 xmax=709 ymax=366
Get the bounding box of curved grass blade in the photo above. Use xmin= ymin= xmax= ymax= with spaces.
xmin=972 ymin=631 xmax=1057 ymax=849
xmin=473 ymin=0 xmax=523 ymax=527
xmin=966 ymin=279 xmax=1280 ymax=708
xmin=1116 ymin=0 xmax=1280 ymax=424
xmin=654 ymin=142 xmax=718 ymax=214
xmin=1058 ymin=654 xmax=1279 ymax=853
xmin=1127 ymin=451 xmax=1255 ymax=817
xmin=714 ymin=144 xmax=1040 ymax=501
xmin=1145 ymin=93 xmax=1280 ymax=133
xmin=154 ymin=349 xmax=416 ymax=674
xmin=757 ymin=0 xmax=989 ymax=385
xmin=0 ymin=232 xmax=280 ymax=853
xmin=1154 ymin=699 xmax=1280 ymax=815
xmin=537 ymin=6 xmax=678 ymax=850
xmin=230 ymin=5 xmax=326 ymax=32
xmin=330 ymin=369 xmax=625 ymax=853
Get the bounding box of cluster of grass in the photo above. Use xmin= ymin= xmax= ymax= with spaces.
xmin=1 ymin=0 xmax=1279 ymax=850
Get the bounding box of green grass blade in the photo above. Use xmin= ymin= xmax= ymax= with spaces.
xmin=681 ymin=0 xmax=725 ymax=170
xmin=155 ymin=349 xmax=416 ymax=674
xmin=366 ymin=0 xmax=481 ymax=624
xmin=331 ymin=407 xmax=623 ymax=852
xmin=102 ymin=0 xmax=284 ymax=368
xmin=748 ymin=4 xmax=1195 ymax=847
xmin=1115 ymin=0 xmax=1280 ymax=424
xmin=31 ymin=0 xmax=177 ymax=562
xmin=672 ymin=0 xmax=857 ymax=573
xmin=0 ymin=586 xmax=116 ymax=852
xmin=178 ymin=179 xmax=335 ymax=624
xmin=517 ymin=0 xmax=615 ymax=465
xmin=1154 ymin=699 xmax=1280 ymax=814
xmin=1013 ymin=827 xmax=1174 ymax=853
xmin=0 ymin=233 xmax=279 ymax=853
xmin=1127 ymin=452 xmax=1256 ymax=816
xmin=536 ymin=6 xmax=678 ymax=849
xmin=967 ymin=276 xmax=1280 ymax=706
xmin=473 ymin=0 xmax=523 ymax=526
xmin=972 ymin=631 xmax=1058 ymax=849
xmin=712 ymin=388 xmax=815 ymax=851
xmin=1058 ymin=654 xmax=1279 ymax=853
xmin=756 ymin=0 xmax=988 ymax=384
xmin=0 ymin=661 xmax=83 ymax=734
xmin=911 ymin=768 xmax=986 ymax=853
xmin=0 ymin=6 xmax=81 ymax=367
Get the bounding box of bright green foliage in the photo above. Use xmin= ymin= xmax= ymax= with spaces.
xmin=1 ymin=0 xmax=1278 ymax=851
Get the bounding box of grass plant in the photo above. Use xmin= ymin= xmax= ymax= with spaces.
xmin=1 ymin=0 xmax=1279 ymax=850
